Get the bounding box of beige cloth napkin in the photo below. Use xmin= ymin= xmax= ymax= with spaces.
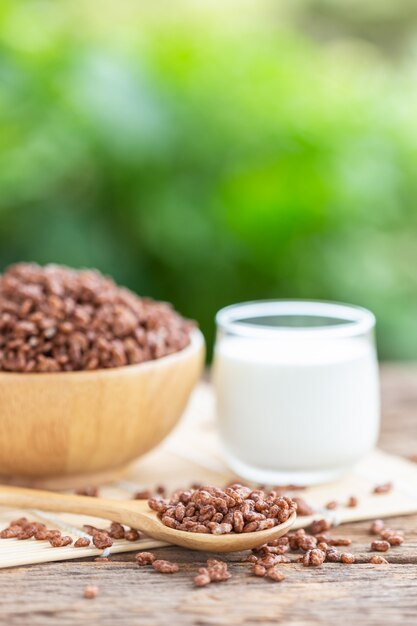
xmin=1 ymin=383 xmax=416 ymax=568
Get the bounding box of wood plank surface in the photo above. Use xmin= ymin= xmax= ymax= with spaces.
xmin=1 ymin=364 xmax=417 ymax=626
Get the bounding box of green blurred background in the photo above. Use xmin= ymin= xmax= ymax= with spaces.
xmin=1 ymin=0 xmax=417 ymax=359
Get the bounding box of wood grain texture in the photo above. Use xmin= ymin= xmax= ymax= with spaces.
xmin=1 ymin=363 xmax=417 ymax=626
xmin=0 ymin=552 xmax=416 ymax=626
xmin=0 ymin=330 xmax=204 ymax=477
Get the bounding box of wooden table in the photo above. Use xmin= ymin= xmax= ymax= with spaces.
xmin=1 ymin=365 xmax=417 ymax=626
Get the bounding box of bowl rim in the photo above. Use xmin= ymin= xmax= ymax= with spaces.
xmin=0 ymin=328 xmax=205 ymax=381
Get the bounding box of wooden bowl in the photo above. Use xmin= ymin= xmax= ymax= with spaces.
xmin=0 ymin=329 xmax=204 ymax=480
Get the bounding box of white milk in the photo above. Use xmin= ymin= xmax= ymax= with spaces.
xmin=213 ymin=335 xmax=380 ymax=484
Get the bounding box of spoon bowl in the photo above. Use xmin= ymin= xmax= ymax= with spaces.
xmin=141 ymin=509 xmax=296 ymax=552
xmin=0 ymin=485 xmax=296 ymax=553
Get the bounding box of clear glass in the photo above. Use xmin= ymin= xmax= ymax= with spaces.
xmin=212 ymin=300 xmax=380 ymax=485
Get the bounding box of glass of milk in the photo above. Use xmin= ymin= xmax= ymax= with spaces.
xmin=213 ymin=300 xmax=379 ymax=485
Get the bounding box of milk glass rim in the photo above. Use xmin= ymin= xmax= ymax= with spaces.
xmin=215 ymin=300 xmax=375 ymax=339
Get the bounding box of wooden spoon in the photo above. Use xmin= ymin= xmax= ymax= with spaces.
xmin=0 ymin=485 xmax=296 ymax=553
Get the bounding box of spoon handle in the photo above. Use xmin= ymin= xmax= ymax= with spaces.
xmin=0 ymin=485 xmax=146 ymax=528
